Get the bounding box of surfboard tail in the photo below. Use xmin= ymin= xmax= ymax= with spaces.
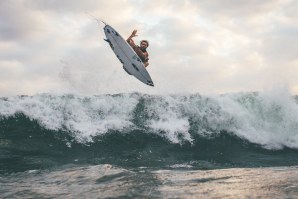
xmin=147 ymin=81 xmax=154 ymax=87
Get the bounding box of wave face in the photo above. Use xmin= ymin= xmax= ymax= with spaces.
xmin=1 ymin=91 xmax=298 ymax=173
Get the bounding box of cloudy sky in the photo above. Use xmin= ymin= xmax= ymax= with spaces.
xmin=1 ymin=0 xmax=298 ymax=96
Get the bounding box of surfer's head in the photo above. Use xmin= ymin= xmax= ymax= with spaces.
xmin=140 ymin=40 xmax=149 ymax=50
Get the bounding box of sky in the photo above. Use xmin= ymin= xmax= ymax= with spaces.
xmin=1 ymin=0 xmax=298 ymax=96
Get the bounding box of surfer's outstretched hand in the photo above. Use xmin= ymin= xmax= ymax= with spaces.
xmin=131 ymin=29 xmax=138 ymax=37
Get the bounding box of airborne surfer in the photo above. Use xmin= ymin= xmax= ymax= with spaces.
xmin=127 ymin=30 xmax=149 ymax=67
xmin=103 ymin=23 xmax=154 ymax=86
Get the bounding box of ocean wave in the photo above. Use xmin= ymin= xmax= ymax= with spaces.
xmin=1 ymin=91 xmax=298 ymax=173
xmin=1 ymin=90 xmax=298 ymax=149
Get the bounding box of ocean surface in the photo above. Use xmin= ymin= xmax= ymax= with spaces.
xmin=1 ymin=91 xmax=298 ymax=198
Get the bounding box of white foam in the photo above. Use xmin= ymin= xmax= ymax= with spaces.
xmin=145 ymin=95 xmax=193 ymax=144
xmin=216 ymin=88 xmax=298 ymax=149
xmin=0 ymin=94 xmax=138 ymax=143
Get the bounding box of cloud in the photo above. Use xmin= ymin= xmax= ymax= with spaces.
xmin=0 ymin=0 xmax=297 ymax=96
xmin=27 ymin=0 xmax=102 ymax=12
xmin=0 ymin=1 xmax=49 ymax=41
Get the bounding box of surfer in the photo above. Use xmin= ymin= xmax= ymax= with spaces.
xmin=127 ymin=30 xmax=149 ymax=67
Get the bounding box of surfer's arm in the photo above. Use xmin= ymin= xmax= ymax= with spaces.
xmin=140 ymin=52 xmax=149 ymax=67
xmin=127 ymin=38 xmax=137 ymax=49
xmin=144 ymin=55 xmax=149 ymax=67
xmin=127 ymin=30 xmax=138 ymax=44
xmin=126 ymin=36 xmax=133 ymax=43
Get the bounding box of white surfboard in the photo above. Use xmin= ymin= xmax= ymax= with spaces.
xmin=103 ymin=23 xmax=154 ymax=86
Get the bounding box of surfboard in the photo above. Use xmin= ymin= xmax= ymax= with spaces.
xmin=103 ymin=23 xmax=154 ymax=87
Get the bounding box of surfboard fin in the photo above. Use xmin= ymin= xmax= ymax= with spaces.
xmin=104 ymin=39 xmax=114 ymax=49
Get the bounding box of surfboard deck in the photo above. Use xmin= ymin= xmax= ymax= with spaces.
xmin=103 ymin=24 xmax=154 ymax=87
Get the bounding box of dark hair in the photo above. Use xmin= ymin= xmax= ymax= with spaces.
xmin=141 ymin=40 xmax=149 ymax=47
